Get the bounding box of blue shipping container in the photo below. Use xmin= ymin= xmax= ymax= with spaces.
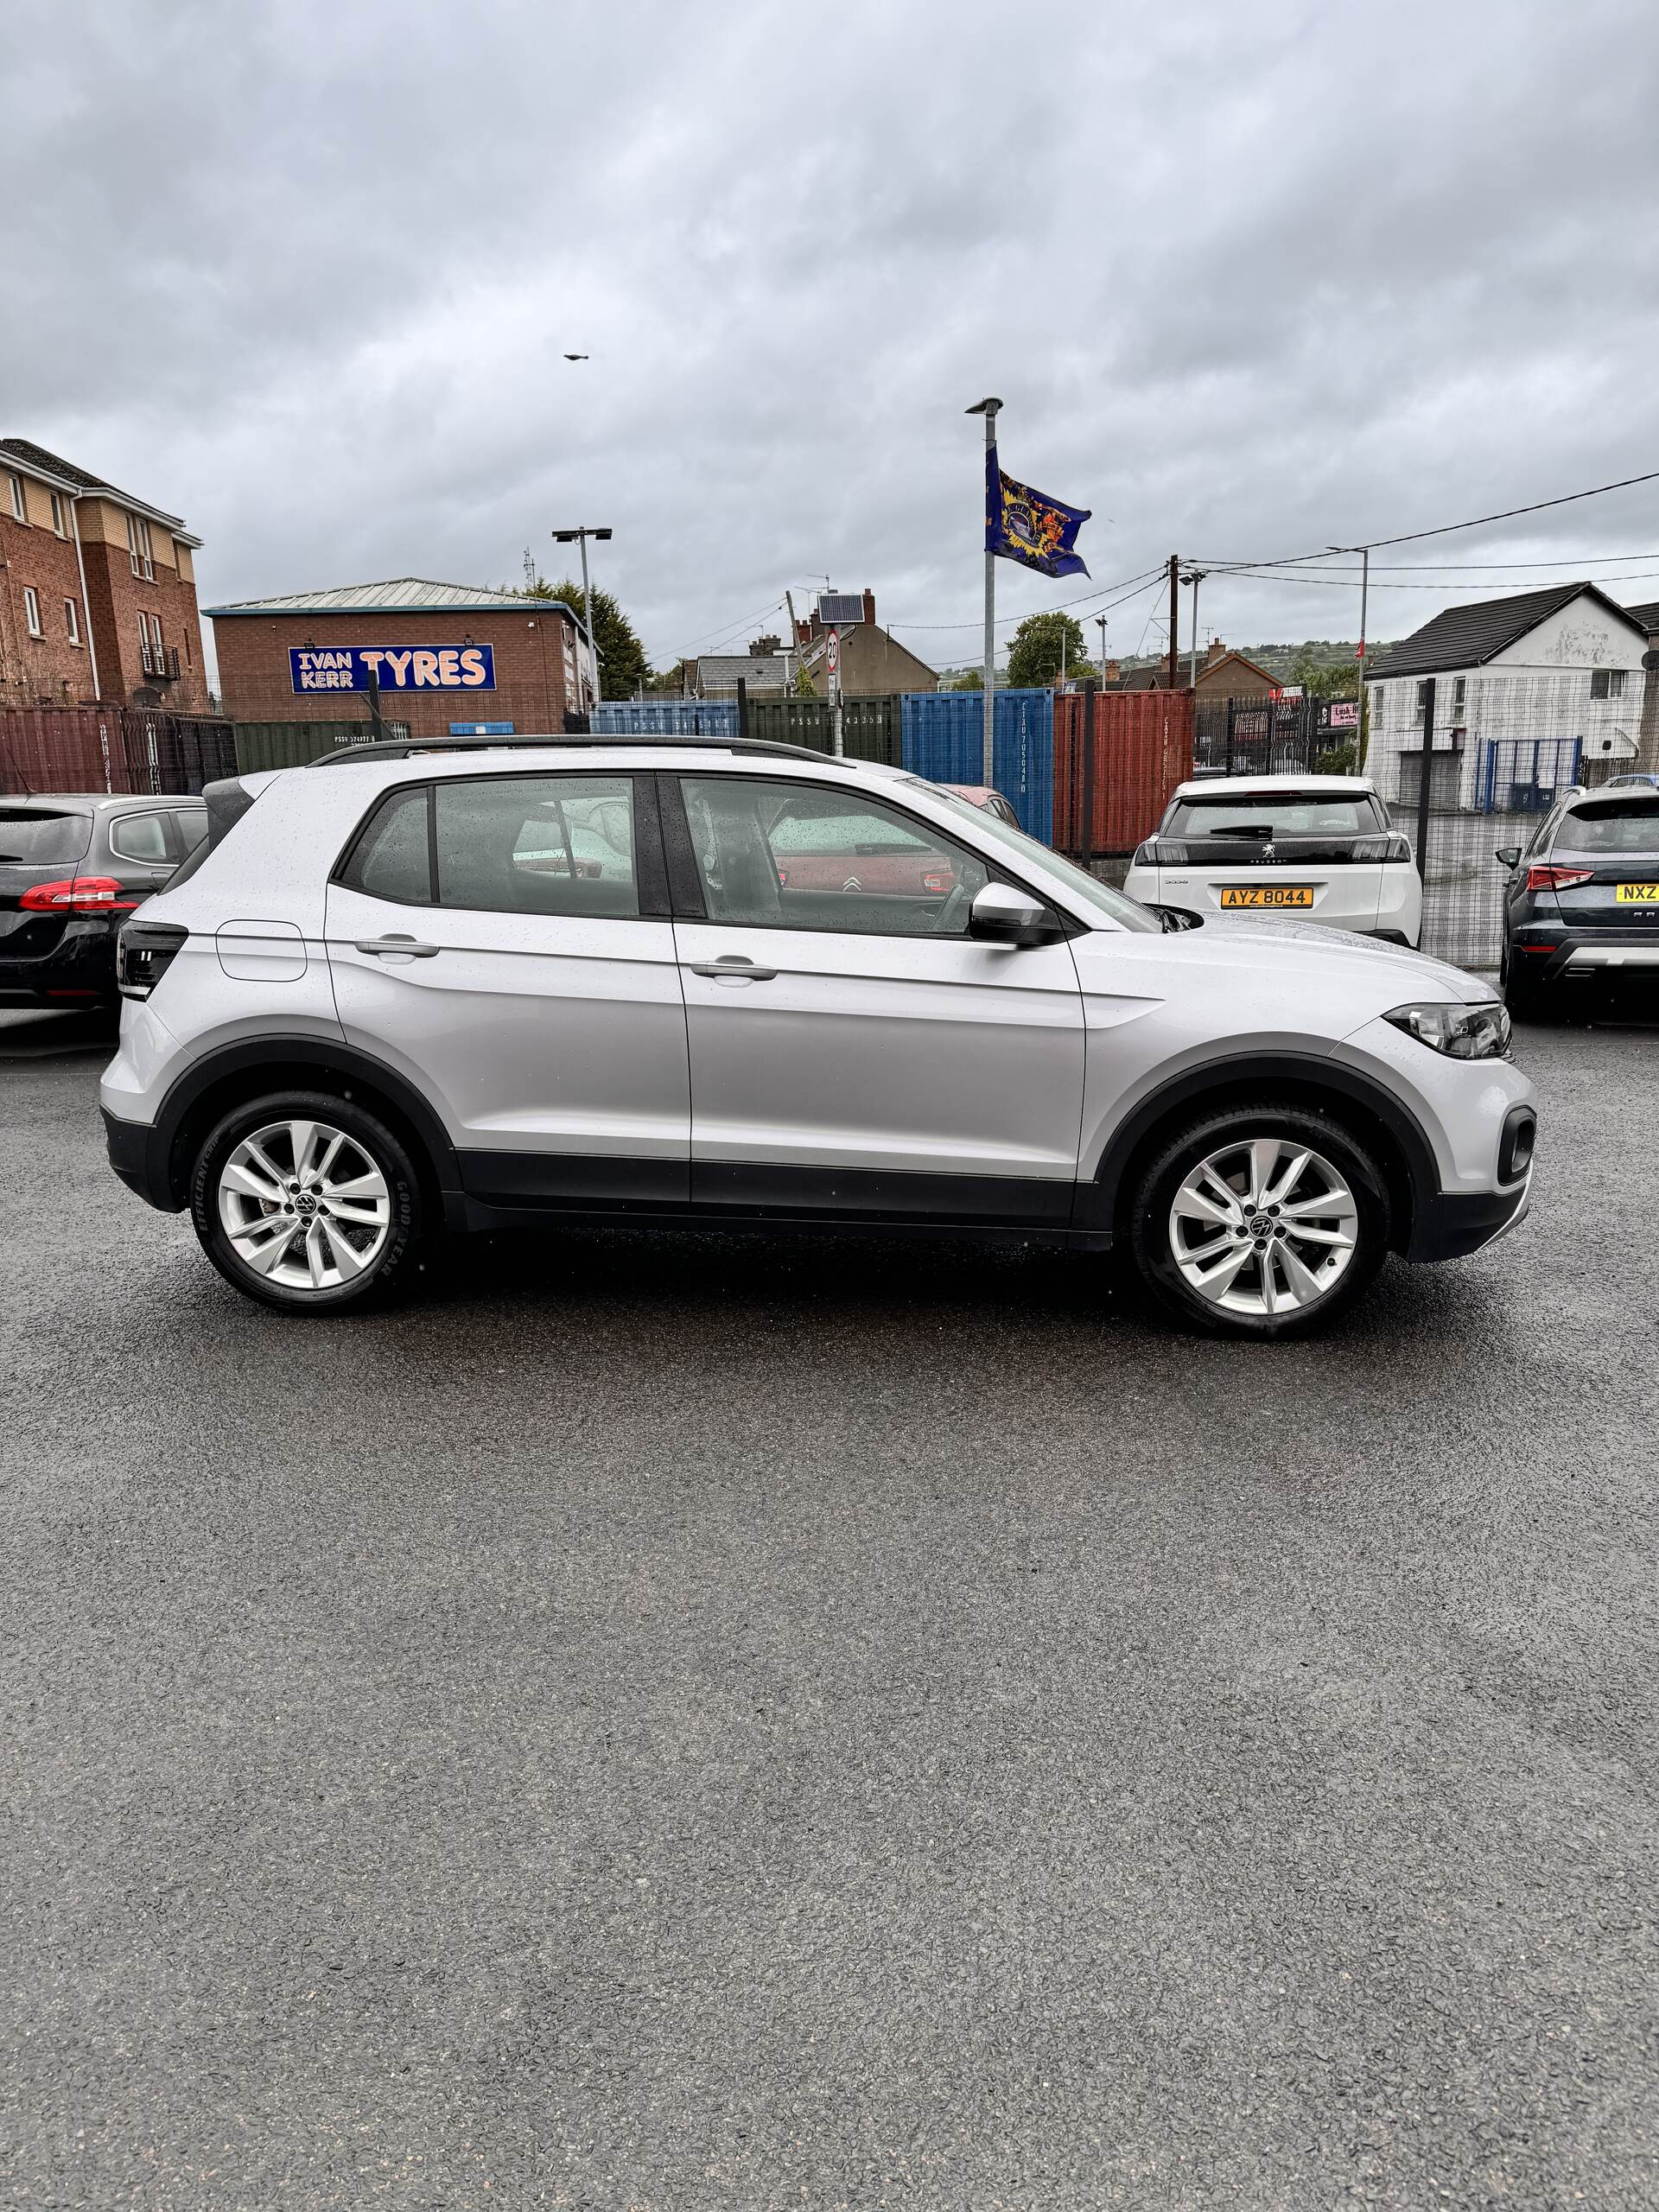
xmin=900 ymin=690 xmax=1054 ymax=845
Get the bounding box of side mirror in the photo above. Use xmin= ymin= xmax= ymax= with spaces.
xmin=1148 ymin=902 xmax=1204 ymax=933
xmin=1495 ymin=847 xmax=1521 ymax=869
xmin=969 ymin=881 xmax=1062 ymax=947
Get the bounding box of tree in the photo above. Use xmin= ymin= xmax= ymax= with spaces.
xmin=518 ymin=572 xmax=652 ymax=701
xmin=1007 ymin=611 xmax=1090 ymax=690
xmin=950 ymin=667 xmax=984 ymax=691
xmin=1287 ymin=642 xmax=1357 ymax=703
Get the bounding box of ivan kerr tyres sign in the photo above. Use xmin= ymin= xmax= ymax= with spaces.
xmin=288 ymin=644 xmax=496 ymax=695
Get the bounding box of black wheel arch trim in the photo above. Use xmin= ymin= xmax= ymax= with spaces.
xmin=1077 ymin=1050 xmax=1440 ymax=1255
xmin=130 ymin=1036 xmax=466 ymax=1217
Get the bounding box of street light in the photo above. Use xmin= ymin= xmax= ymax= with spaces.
xmin=551 ymin=524 xmax=613 ymax=713
xmin=1179 ymin=568 xmax=1209 ymax=687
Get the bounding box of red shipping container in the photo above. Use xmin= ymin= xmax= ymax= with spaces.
xmin=1053 ymin=690 xmax=1193 ymax=855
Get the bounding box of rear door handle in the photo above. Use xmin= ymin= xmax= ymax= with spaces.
xmin=690 ymin=954 xmax=778 ymax=982
xmin=356 ymin=935 xmax=442 ymax=958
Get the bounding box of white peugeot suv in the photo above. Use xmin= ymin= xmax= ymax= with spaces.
xmin=1125 ymin=773 xmax=1423 ymax=945
xmin=101 ymin=736 xmax=1535 ymax=1338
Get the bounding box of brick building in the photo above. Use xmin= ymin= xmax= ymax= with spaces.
xmin=207 ymin=578 xmax=594 ymax=737
xmin=0 ymin=437 xmax=209 ymax=713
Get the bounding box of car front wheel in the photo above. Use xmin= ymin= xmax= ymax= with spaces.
xmin=1127 ymin=1103 xmax=1390 ymax=1338
xmin=191 ymin=1090 xmax=426 ymax=1313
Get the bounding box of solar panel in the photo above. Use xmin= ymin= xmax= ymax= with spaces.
xmin=817 ymin=593 xmax=865 ymax=626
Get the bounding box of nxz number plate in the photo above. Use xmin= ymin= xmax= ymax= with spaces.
xmin=1614 ymin=883 xmax=1659 ymax=903
xmin=1219 ymin=886 xmax=1314 ymax=909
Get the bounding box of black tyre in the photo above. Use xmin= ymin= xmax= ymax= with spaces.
xmin=1127 ymin=1101 xmax=1391 ymax=1339
xmin=190 ymin=1089 xmax=427 ymax=1314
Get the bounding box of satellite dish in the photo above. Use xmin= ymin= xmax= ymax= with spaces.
xmin=1643 ymin=647 xmax=1659 ymax=671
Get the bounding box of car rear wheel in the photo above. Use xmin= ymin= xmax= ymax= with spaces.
xmin=1501 ymin=953 xmax=1554 ymax=1024
xmin=1127 ymin=1103 xmax=1390 ymax=1339
xmin=191 ymin=1090 xmax=426 ymax=1313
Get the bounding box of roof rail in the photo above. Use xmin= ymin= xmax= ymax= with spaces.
xmin=302 ymin=732 xmax=835 ymax=767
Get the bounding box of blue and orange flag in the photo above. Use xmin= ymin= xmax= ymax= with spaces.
xmin=986 ymin=447 xmax=1091 ymax=578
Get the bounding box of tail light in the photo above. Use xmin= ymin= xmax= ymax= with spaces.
xmin=18 ymin=874 xmax=140 ymax=913
xmin=1526 ymin=864 xmax=1594 ymax=893
xmin=1134 ymin=838 xmax=1188 ymax=867
xmin=116 ymin=918 xmax=188 ymax=1000
xmin=922 ymin=870 xmax=952 ymax=893
xmin=1351 ymin=833 xmax=1414 ymax=863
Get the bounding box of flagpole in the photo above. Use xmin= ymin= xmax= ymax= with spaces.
xmin=967 ymin=395 xmax=1002 ymax=785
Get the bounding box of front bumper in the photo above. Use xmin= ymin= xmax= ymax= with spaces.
xmin=1407 ymin=1177 xmax=1530 ymax=1262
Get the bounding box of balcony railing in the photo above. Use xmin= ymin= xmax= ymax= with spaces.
xmin=140 ymin=640 xmax=181 ymax=682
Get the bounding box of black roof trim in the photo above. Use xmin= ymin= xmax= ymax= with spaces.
xmin=301 ymin=733 xmax=835 ymax=768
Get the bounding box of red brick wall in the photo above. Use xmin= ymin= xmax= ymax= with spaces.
xmin=0 ymin=510 xmax=97 ymax=707
xmin=212 ymin=607 xmax=581 ymax=734
xmin=82 ymin=542 xmax=212 ymax=715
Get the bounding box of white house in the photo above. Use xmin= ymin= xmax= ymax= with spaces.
xmin=1365 ymin=582 xmax=1653 ymax=811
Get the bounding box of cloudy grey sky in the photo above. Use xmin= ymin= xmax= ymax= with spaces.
xmin=6 ymin=0 xmax=1659 ymax=681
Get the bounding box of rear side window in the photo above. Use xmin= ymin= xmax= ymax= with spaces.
xmin=172 ymin=810 xmax=208 ymax=856
xmin=108 ymin=812 xmax=171 ymax=863
xmin=434 ymin=775 xmax=639 ymax=918
xmin=339 ymin=785 xmax=434 ymax=903
xmin=0 ymin=808 xmax=91 ymax=864
xmin=1556 ymin=802 xmax=1659 ymax=855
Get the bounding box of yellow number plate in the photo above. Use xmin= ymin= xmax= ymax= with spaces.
xmin=1219 ymin=886 xmax=1315 ymax=910
xmin=1615 ymin=882 xmax=1659 ymax=903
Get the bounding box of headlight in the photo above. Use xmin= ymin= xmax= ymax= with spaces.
xmin=1382 ymin=1000 xmax=1511 ymax=1059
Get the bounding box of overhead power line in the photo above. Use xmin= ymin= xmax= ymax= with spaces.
xmin=887 ymin=564 xmax=1167 ymax=634
xmin=1195 ymin=464 xmax=1659 ymax=575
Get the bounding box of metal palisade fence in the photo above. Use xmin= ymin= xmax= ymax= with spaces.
xmin=0 ymin=705 xmax=238 ymax=797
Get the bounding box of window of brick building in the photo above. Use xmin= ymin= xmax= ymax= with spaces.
xmin=138 ymin=610 xmax=164 ymax=674
xmin=49 ymin=493 xmax=69 ymax=536
xmin=8 ymin=474 xmax=26 ymax=523
xmin=65 ymin=599 xmax=82 ymax=645
xmin=126 ymin=512 xmax=154 ymax=581
xmin=22 ymin=587 xmax=43 ymax=638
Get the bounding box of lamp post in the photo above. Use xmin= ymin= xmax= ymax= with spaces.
xmin=965 ymin=395 xmax=1002 ymax=784
xmin=551 ymin=524 xmax=613 ymax=715
xmin=1180 ymin=569 xmax=1208 ymax=687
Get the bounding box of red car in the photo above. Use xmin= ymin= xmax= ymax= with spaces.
xmin=771 ymin=785 xmax=1021 ymax=894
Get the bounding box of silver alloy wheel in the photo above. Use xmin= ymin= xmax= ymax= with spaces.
xmin=1167 ymin=1135 xmax=1360 ymax=1317
xmin=217 ymin=1117 xmax=391 ymax=1292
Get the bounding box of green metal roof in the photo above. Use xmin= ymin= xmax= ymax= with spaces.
xmin=205 ymin=577 xmax=580 ymax=620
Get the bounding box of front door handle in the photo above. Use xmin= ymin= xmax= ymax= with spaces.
xmin=356 ymin=935 xmax=442 ymax=959
xmin=690 ymin=953 xmax=779 ymax=982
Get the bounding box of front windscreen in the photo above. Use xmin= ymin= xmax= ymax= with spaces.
xmin=0 ymin=809 xmax=92 ymax=865
xmin=911 ymin=781 xmax=1161 ymax=931
xmin=1166 ymin=791 xmax=1387 ymax=839
xmin=1557 ymin=801 xmax=1659 ymax=855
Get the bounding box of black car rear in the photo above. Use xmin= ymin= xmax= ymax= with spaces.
xmin=0 ymin=796 xmax=207 ymax=1008
xmin=1500 ymin=791 xmax=1659 ymax=1014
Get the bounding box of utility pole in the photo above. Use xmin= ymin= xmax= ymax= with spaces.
xmin=966 ymin=395 xmax=1003 ymax=784
xmin=1095 ymin=613 xmax=1109 ymax=683
xmin=1332 ymin=542 xmax=1372 ymax=762
xmin=1166 ymin=555 xmax=1181 ymax=690
xmin=551 ymin=524 xmax=613 ymax=714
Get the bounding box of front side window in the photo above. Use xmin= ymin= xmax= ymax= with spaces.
xmin=680 ymin=775 xmax=993 ymax=936
xmin=109 ymin=811 xmax=171 ymax=864
xmin=22 ymin=587 xmax=42 ymax=638
xmin=919 ymin=780 xmax=1160 ymax=931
